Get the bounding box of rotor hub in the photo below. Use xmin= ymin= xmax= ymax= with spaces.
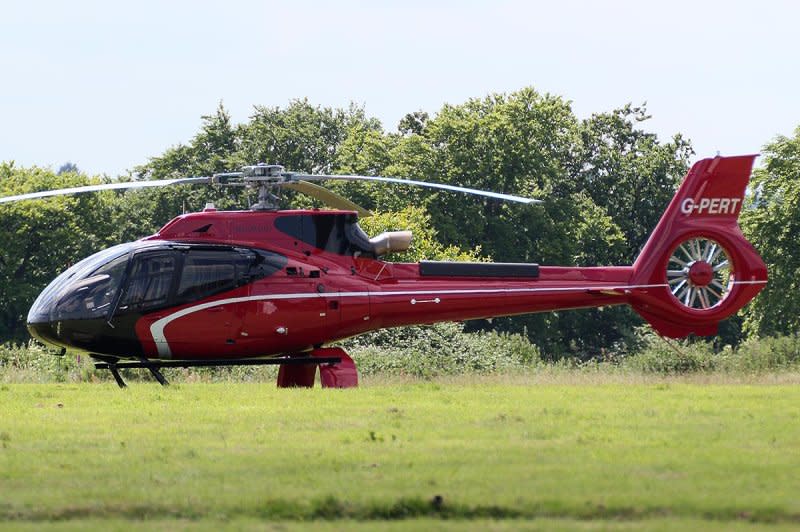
xmin=688 ymin=261 xmax=713 ymax=287
xmin=243 ymin=164 xmax=286 ymax=181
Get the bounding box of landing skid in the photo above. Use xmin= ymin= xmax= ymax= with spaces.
xmin=91 ymin=348 xmax=358 ymax=389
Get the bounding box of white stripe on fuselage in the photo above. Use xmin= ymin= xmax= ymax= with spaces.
xmin=148 ymin=281 xmax=765 ymax=357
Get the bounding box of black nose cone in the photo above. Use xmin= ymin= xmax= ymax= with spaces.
xmin=27 ymin=320 xmax=64 ymax=349
xmin=27 ymin=289 xmax=61 ymax=348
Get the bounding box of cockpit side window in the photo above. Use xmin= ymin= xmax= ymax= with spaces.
xmin=118 ymin=252 xmax=178 ymax=313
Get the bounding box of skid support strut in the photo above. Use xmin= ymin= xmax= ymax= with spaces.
xmin=140 ymin=357 xmax=169 ymax=386
xmin=108 ymin=365 xmax=127 ymax=388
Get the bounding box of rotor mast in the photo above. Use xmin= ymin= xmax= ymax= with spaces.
xmin=239 ymin=163 xmax=286 ymax=211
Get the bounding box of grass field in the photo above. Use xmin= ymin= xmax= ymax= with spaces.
xmin=2 ymin=376 xmax=800 ymax=530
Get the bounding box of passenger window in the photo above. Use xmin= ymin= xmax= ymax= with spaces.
xmin=119 ymin=252 xmax=177 ymax=313
xmin=176 ymin=250 xmax=240 ymax=302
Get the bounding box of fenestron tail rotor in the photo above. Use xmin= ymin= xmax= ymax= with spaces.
xmin=0 ymin=163 xmax=540 ymax=214
xmin=667 ymin=237 xmax=733 ymax=310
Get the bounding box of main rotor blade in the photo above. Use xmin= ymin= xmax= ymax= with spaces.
xmin=0 ymin=177 xmax=212 ymax=204
xmin=280 ymin=180 xmax=373 ymax=218
xmin=287 ymin=173 xmax=541 ymax=205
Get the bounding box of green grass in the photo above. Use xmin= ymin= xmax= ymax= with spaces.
xmin=1 ymin=379 xmax=799 ymax=530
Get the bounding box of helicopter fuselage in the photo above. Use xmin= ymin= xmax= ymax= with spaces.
xmin=27 ymin=208 xmax=635 ymax=360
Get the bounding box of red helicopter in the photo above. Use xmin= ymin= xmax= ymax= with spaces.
xmin=1 ymin=155 xmax=767 ymax=388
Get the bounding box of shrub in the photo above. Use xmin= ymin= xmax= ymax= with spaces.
xmin=622 ymin=341 xmax=716 ymax=374
xmin=0 ymin=342 xmax=84 ymax=382
xmin=620 ymin=328 xmax=800 ymax=374
xmin=342 ymin=322 xmax=541 ymax=378
xmin=715 ymin=334 xmax=800 ymax=373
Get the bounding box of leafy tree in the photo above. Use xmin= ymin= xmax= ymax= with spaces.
xmin=373 ymin=88 xmax=578 ymax=262
xmin=132 ymin=103 xmax=249 ymax=223
xmin=237 ymin=99 xmax=382 ymax=173
xmin=397 ymin=111 xmax=429 ymax=136
xmin=566 ymin=104 xmax=693 ymax=261
xmin=139 ymin=103 xmax=239 ymax=179
xmin=741 ymin=126 xmax=800 ymax=336
xmin=57 ymin=162 xmax=80 ymax=175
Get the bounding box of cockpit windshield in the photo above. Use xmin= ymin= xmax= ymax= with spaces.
xmin=28 ymin=243 xmax=135 ymax=323
xmin=51 ymin=254 xmax=130 ymax=321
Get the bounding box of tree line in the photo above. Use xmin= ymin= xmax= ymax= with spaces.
xmin=1 ymin=87 xmax=797 ymax=357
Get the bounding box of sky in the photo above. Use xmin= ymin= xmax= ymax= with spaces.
xmin=1 ymin=0 xmax=798 ymax=177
